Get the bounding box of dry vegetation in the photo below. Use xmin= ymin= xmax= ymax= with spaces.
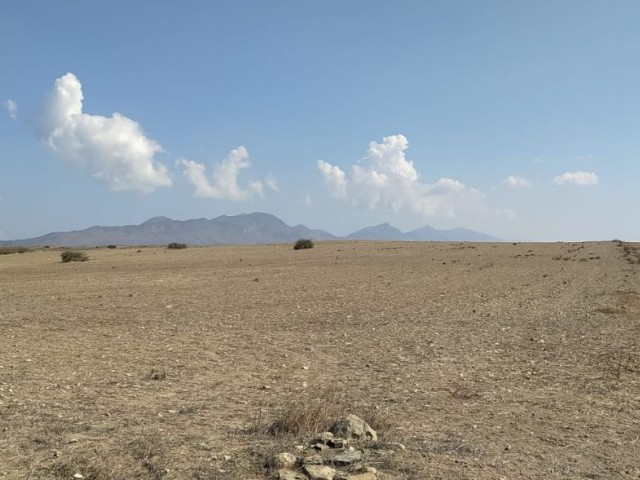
xmin=0 ymin=240 xmax=639 ymax=479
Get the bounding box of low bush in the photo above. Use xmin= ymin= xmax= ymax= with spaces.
xmin=294 ymin=239 xmax=314 ymax=250
xmin=167 ymin=242 xmax=187 ymax=250
xmin=107 ymin=244 xmax=117 ymax=249
xmin=60 ymin=251 xmax=88 ymax=263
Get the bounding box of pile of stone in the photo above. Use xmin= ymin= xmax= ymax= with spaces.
xmin=269 ymin=414 xmax=399 ymax=480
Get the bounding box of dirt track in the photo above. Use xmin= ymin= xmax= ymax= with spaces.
xmin=1 ymin=241 xmax=639 ymax=479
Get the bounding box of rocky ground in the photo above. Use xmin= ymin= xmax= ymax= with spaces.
xmin=0 ymin=240 xmax=638 ymax=479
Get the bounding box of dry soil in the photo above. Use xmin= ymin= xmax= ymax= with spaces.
xmin=0 ymin=240 xmax=639 ymax=479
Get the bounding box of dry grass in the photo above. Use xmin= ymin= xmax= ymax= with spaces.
xmin=1 ymin=241 xmax=639 ymax=479
xmin=0 ymin=246 xmax=29 ymax=255
xmin=264 ymin=387 xmax=348 ymax=438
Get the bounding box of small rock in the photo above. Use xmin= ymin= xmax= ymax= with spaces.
xmin=303 ymin=454 xmax=324 ymax=465
xmin=223 ymin=454 xmax=232 ymax=461
xmin=305 ymin=464 xmax=337 ymax=480
xmin=327 ymin=438 xmax=347 ymax=449
xmin=278 ymin=469 xmax=308 ymax=480
xmin=389 ymin=442 xmax=406 ymax=451
xmin=269 ymin=452 xmax=297 ymax=470
xmin=329 ymin=415 xmax=377 ymax=442
xmin=345 ymin=473 xmax=377 ymax=480
xmin=331 ymin=450 xmax=362 ymax=466
xmin=73 ymin=474 xmax=84 ymax=480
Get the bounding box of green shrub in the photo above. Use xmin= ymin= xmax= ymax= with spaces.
xmin=167 ymin=242 xmax=188 ymax=250
xmin=294 ymin=238 xmax=314 ymax=250
xmin=61 ymin=251 xmax=88 ymax=263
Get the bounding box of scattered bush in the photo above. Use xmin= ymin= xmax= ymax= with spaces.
xmin=60 ymin=250 xmax=88 ymax=263
xmin=0 ymin=246 xmax=29 ymax=255
xmin=167 ymin=242 xmax=187 ymax=250
xmin=294 ymin=239 xmax=314 ymax=250
xmin=107 ymin=244 xmax=117 ymax=249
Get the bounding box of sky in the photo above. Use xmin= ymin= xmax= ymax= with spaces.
xmin=1 ymin=0 xmax=639 ymax=241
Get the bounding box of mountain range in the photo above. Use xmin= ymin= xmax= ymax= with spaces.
xmin=0 ymin=212 xmax=500 ymax=246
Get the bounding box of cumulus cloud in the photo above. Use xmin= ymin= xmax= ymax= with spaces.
xmin=503 ymin=175 xmax=531 ymax=188
xmin=317 ymin=160 xmax=348 ymax=199
xmin=553 ymin=171 xmax=599 ymax=186
xmin=317 ymin=134 xmax=488 ymax=219
xmin=35 ymin=73 xmax=171 ymax=193
xmin=4 ymin=99 xmax=17 ymax=118
xmin=178 ymin=146 xmax=273 ymax=201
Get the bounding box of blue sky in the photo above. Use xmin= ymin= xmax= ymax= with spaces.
xmin=1 ymin=0 xmax=639 ymax=241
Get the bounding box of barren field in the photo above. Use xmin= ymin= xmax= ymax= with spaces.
xmin=1 ymin=240 xmax=639 ymax=479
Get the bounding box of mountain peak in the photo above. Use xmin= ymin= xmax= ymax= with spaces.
xmin=141 ymin=216 xmax=172 ymax=225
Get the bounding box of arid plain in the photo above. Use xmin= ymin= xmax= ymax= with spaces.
xmin=1 ymin=240 xmax=639 ymax=479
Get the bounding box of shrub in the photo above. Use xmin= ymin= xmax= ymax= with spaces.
xmin=60 ymin=251 xmax=88 ymax=263
xmin=107 ymin=244 xmax=117 ymax=249
xmin=167 ymin=242 xmax=187 ymax=250
xmin=294 ymin=239 xmax=314 ymax=250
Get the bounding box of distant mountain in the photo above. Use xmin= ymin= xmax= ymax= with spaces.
xmin=406 ymin=225 xmax=500 ymax=242
xmin=347 ymin=222 xmax=499 ymax=242
xmin=2 ymin=213 xmax=336 ymax=247
xmin=346 ymin=223 xmax=405 ymax=241
xmin=0 ymin=213 xmax=499 ymax=246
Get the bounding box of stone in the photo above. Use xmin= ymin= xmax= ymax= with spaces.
xmin=327 ymin=438 xmax=347 ymax=449
xmin=331 ymin=450 xmax=362 ymax=466
xmin=329 ymin=415 xmax=377 ymax=442
xmin=303 ymin=454 xmax=324 ymax=465
xmin=389 ymin=442 xmax=406 ymax=451
xmin=345 ymin=473 xmax=377 ymax=480
xmin=278 ymin=469 xmax=308 ymax=480
xmin=269 ymin=452 xmax=297 ymax=470
xmin=305 ymin=464 xmax=337 ymax=480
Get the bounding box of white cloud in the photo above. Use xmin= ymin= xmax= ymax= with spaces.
xmin=178 ymin=146 xmax=269 ymax=201
xmin=35 ymin=73 xmax=171 ymax=193
xmin=317 ymin=134 xmax=488 ymax=219
xmin=503 ymin=175 xmax=531 ymax=188
xmin=4 ymin=99 xmax=17 ymax=118
xmin=265 ymin=172 xmax=278 ymax=192
xmin=553 ymin=171 xmax=599 ymax=186
xmin=317 ymin=160 xmax=348 ymax=199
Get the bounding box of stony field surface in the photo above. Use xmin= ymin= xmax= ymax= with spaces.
xmin=0 ymin=240 xmax=639 ymax=479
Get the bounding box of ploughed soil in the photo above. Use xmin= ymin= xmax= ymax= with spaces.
xmin=0 ymin=240 xmax=639 ymax=479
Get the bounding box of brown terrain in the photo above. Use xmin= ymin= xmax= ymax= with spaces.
xmin=0 ymin=240 xmax=639 ymax=479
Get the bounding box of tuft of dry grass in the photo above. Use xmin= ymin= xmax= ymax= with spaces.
xmin=264 ymin=387 xmax=349 ymax=437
